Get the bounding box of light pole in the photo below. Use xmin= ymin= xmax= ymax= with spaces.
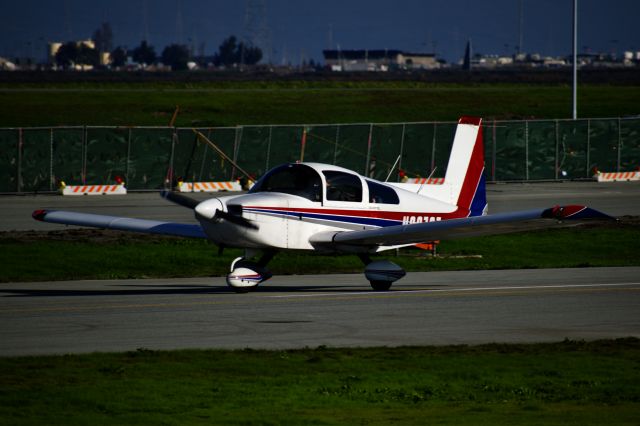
xmin=572 ymin=0 xmax=578 ymax=120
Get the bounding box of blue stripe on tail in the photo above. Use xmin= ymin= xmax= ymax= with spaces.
xmin=469 ymin=173 xmax=487 ymax=217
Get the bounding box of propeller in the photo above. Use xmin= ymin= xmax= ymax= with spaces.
xmin=215 ymin=208 xmax=258 ymax=230
xmin=160 ymin=190 xmax=258 ymax=230
xmin=161 ymin=190 xmax=200 ymax=209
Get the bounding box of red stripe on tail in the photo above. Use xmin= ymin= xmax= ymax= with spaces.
xmin=455 ymin=118 xmax=484 ymax=210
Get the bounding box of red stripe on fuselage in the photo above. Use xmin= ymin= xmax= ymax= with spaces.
xmin=244 ymin=205 xmax=468 ymax=222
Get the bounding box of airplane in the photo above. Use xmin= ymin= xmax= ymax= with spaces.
xmin=32 ymin=117 xmax=613 ymax=293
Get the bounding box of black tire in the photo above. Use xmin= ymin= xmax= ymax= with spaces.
xmin=229 ymin=285 xmax=252 ymax=294
xmin=370 ymin=280 xmax=392 ymax=291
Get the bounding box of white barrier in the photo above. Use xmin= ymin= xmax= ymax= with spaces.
xmin=596 ymin=171 xmax=640 ymax=182
xmin=408 ymin=177 xmax=444 ymax=185
xmin=60 ymin=184 xmax=127 ymax=195
xmin=177 ymin=181 xmax=242 ymax=192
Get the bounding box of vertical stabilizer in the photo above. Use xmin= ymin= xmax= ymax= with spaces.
xmin=419 ymin=116 xmax=487 ymax=216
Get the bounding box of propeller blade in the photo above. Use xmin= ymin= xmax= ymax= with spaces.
xmin=216 ymin=209 xmax=259 ymax=230
xmin=160 ymin=190 xmax=200 ymax=210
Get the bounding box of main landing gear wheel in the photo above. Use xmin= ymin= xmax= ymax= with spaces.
xmin=369 ymin=280 xmax=393 ymax=291
xmin=359 ymin=254 xmax=406 ymax=292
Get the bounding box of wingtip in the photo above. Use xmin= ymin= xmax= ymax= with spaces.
xmin=542 ymin=205 xmax=615 ymax=220
xmin=32 ymin=209 xmax=48 ymax=221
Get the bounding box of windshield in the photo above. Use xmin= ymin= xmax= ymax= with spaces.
xmin=249 ymin=164 xmax=322 ymax=202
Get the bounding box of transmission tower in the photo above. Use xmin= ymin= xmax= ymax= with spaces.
xmin=243 ymin=0 xmax=272 ymax=64
xmin=176 ymin=0 xmax=184 ymax=44
xmin=142 ymin=0 xmax=150 ymax=42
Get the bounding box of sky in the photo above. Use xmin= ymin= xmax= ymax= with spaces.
xmin=1 ymin=0 xmax=639 ymax=64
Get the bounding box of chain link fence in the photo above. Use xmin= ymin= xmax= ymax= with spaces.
xmin=1 ymin=118 xmax=639 ymax=193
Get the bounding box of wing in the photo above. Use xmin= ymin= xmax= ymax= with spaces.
xmin=309 ymin=205 xmax=614 ymax=250
xmin=32 ymin=209 xmax=207 ymax=239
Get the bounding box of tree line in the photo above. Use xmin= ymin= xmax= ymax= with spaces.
xmin=54 ymin=23 xmax=262 ymax=70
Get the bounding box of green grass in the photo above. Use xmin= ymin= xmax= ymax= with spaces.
xmin=1 ymin=223 xmax=638 ymax=283
xmin=1 ymin=82 xmax=639 ymax=127
xmin=0 ymin=339 xmax=638 ymax=425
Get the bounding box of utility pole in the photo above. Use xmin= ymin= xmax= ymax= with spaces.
xmin=572 ymin=0 xmax=578 ymax=120
xmin=518 ymin=0 xmax=524 ymax=55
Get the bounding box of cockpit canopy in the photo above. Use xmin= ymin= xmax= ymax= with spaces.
xmin=249 ymin=163 xmax=322 ymax=202
xmin=249 ymin=163 xmax=399 ymax=205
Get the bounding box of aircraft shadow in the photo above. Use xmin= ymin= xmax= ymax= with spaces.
xmin=0 ymin=284 xmax=365 ymax=298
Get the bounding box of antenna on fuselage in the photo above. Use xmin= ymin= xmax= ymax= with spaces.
xmin=417 ymin=167 xmax=438 ymax=193
xmin=384 ymin=155 xmax=402 ymax=182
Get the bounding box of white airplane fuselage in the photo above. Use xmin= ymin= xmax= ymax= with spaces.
xmin=195 ymin=162 xmax=471 ymax=253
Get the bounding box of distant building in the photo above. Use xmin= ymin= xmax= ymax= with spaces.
xmin=623 ymin=51 xmax=640 ymax=65
xmin=0 ymin=57 xmax=16 ymax=70
xmin=323 ymin=49 xmax=440 ymax=71
xmin=397 ymin=52 xmax=440 ymax=70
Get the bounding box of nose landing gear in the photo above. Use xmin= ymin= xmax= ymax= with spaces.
xmin=226 ymin=251 xmax=276 ymax=293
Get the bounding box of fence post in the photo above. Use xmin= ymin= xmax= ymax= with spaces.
xmin=50 ymin=128 xmax=54 ymax=191
xmin=82 ymin=126 xmax=87 ymax=184
xmin=584 ymin=119 xmax=589 ymax=177
xmin=492 ymin=120 xmax=497 ymax=181
xmin=333 ymin=125 xmax=340 ymax=165
xmin=554 ymin=120 xmax=559 ymax=180
xmin=431 ymin=122 xmax=437 ymax=173
xmin=17 ymin=128 xmax=22 ymax=193
xmin=617 ymin=117 xmax=622 ymax=172
xmin=586 ymin=119 xmax=591 ymax=176
xmin=398 ymin=123 xmax=406 ymax=181
xmin=300 ymin=126 xmax=307 ymax=162
xmin=167 ymin=127 xmax=177 ymax=189
xmin=364 ymin=123 xmax=373 ymax=176
xmin=126 ymin=127 xmax=132 ymax=186
xmin=231 ymin=126 xmax=242 ymax=181
xmin=265 ymin=125 xmax=273 ymax=172
xmin=525 ymin=120 xmax=529 ymax=181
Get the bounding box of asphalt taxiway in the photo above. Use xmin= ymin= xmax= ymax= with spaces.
xmin=1 ymin=181 xmax=639 ymax=356
xmin=1 ymin=267 xmax=638 ymax=356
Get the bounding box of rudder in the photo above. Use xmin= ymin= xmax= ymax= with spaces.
xmin=419 ymin=116 xmax=487 ymax=216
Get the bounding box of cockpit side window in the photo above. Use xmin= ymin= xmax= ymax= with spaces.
xmin=366 ymin=180 xmax=400 ymax=204
xmin=249 ymin=164 xmax=322 ymax=202
xmin=323 ymin=171 xmax=363 ymax=202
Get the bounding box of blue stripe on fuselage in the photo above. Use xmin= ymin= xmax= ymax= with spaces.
xmin=244 ymin=208 xmax=401 ymax=228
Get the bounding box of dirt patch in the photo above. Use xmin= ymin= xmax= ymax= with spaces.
xmin=0 ymin=228 xmax=185 ymax=243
